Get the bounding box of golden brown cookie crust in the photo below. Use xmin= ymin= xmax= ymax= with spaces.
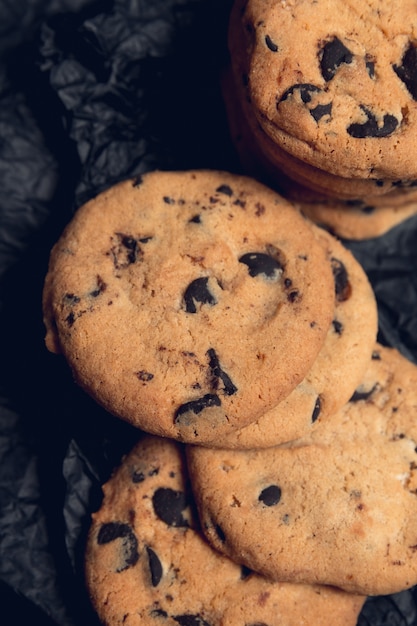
xmin=229 ymin=0 xmax=417 ymax=192
xmin=187 ymin=344 xmax=417 ymax=595
xmin=85 ymin=435 xmax=366 ymax=626
xmin=43 ymin=169 xmax=334 ymax=443
xmin=209 ymin=227 xmax=378 ymax=448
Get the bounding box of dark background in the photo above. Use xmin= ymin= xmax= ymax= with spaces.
xmin=1 ymin=1 xmax=417 ymax=624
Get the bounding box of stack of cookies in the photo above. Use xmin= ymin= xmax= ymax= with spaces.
xmin=42 ymin=168 xmax=417 ymax=625
xmin=224 ymin=0 xmax=417 ymax=240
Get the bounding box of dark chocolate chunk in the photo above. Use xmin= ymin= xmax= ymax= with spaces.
xmin=97 ymin=522 xmax=139 ymax=571
xmin=132 ymin=470 xmax=145 ymax=483
xmin=279 ymin=83 xmax=322 ymax=104
xmin=189 ymin=214 xmax=202 ymax=223
xmin=239 ymin=252 xmax=282 ymax=279
xmin=63 ymin=293 xmax=80 ymax=305
xmin=319 ymin=37 xmax=353 ymax=81
xmin=184 ymin=277 xmax=217 ymax=313
xmin=331 ymin=257 xmax=351 ymax=302
xmin=207 ymin=348 xmax=238 ymax=396
xmin=174 ymin=394 xmax=221 ymax=423
xmin=150 ymin=609 xmax=168 ymax=618
xmin=265 ymin=34 xmax=278 ymax=52
xmin=111 ymin=233 xmax=139 ymax=269
xmin=146 ymin=546 xmax=163 ymax=586
xmin=152 ymin=488 xmax=190 ymax=527
xmin=310 ymin=102 xmax=332 ymax=122
xmin=240 ymin=565 xmax=253 ymax=579
xmin=366 ymin=56 xmax=375 ymax=79
xmin=347 ymin=106 xmax=399 ymax=138
xmin=163 ymin=196 xmax=175 ymax=204
xmin=349 ymin=384 xmax=378 ymax=402
xmin=215 ymin=524 xmax=226 ymax=543
xmin=258 ymin=485 xmax=282 ymax=506
xmin=65 ymin=311 xmax=76 ymax=327
xmin=90 ymin=275 xmax=107 ymax=297
xmin=136 ymin=370 xmax=154 ymax=382
xmin=332 ymin=319 xmax=343 ymax=335
xmin=132 ymin=174 xmax=143 ymax=187
xmin=287 ymin=289 xmax=300 ymax=303
xmin=173 ymin=615 xmax=211 ymax=626
xmin=311 ymin=396 xmax=321 ymax=422
xmin=371 ymin=350 xmax=381 ymax=360
xmin=215 ymin=184 xmax=233 ymax=196
xmin=393 ymin=43 xmax=417 ymax=100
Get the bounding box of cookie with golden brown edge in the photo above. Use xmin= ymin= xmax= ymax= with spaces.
xmin=228 ymin=0 xmax=417 ymax=199
xmin=217 ymin=226 xmax=378 ymax=449
xmin=187 ymin=344 xmax=417 ymax=595
xmin=222 ymin=62 xmax=417 ymax=239
xmin=85 ymin=435 xmax=366 ymax=626
xmin=42 ymin=169 xmax=334 ymax=444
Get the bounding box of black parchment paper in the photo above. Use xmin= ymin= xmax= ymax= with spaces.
xmin=1 ymin=1 xmax=417 ymax=624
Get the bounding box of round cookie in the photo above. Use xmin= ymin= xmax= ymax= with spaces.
xmin=85 ymin=435 xmax=366 ymax=626
xmin=228 ymin=0 xmax=417 ymax=198
xmin=222 ymin=61 xmax=417 ymax=238
xmin=296 ymin=190 xmax=417 ymax=240
xmin=187 ymin=344 xmax=417 ymax=595
xmin=214 ymin=226 xmax=378 ymax=449
xmin=42 ymin=170 xmax=335 ymax=444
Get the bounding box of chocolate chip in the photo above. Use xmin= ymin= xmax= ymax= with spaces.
xmin=287 ymin=289 xmax=300 ymax=303
xmin=173 ymin=615 xmax=211 ymax=626
xmin=347 ymin=106 xmax=399 ymax=138
xmin=311 ymin=396 xmax=321 ymax=422
xmin=152 ymin=487 xmax=190 ymax=527
xmin=163 ymin=196 xmax=175 ymax=204
xmin=331 ymin=257 xmax=351 ymax=302
xmin=258 ymin=485 xmax=281 ymax=506
xmin=265 ymin=34 xmax=278 ymax=52
xmin=215 ymin=184 xmax=233 ymax=196
xmin=65 ymin=311 xmax=76 ymax=327
xmin=349 ymin=384 xmax=378 ymax=402
xmin=111 ymin=233 xmax=140 ymax=269
xmin=332 ymin=319 xmax=343 ymax=335
xmin=215 ymin=524 xmax=226 ymax=543
xmin=150 ymin=609 xmax=168 ymax=618
xmin=132 ymin=175 xmax=143 ymax=187
xmin=319 ymin=37 xmax=353 ymax=81
xmin=310 ymin=102 xmax=332 ymax=122
xmin=366 ymin=56 xmax=375 ymax=79
xmin=131 ymin=470 xmax=145 ymax=483
xmin=189 ymin=214 xmax=202 ymax=223
xmin=174 ymin=394 xmax=222 ymax=424
xmin=97 ymin=522 xmax=139 ymax=571
xmin=90 ymin=275 xmax=107 ymax=297
xmin=371 ymin=350 xmax=381 ymax=360
xmin=63 ymin=293 xmax=80 ymax=304
xmin=240 ymin=565 xmax=253 ymax=579
xmin=239 ymin=252 xmax=282 ymax=279
xmin=146 ymin=546 xmax=163 ymax=586
xmin=184 ymin=277 xmax=217 ymax=313
xmin=207 ymin=348 xmax=238 ymax=396
xmin=279 ymin=83 xmax=322 ymax=104
xmin=393 ymin=42 xmax=417 ymax=100
xmin=136 ymin=370 xmax=154 ymax=382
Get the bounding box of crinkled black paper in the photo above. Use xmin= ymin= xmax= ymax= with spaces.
xmin=1 ymin=1 xmax=417 ymax=624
